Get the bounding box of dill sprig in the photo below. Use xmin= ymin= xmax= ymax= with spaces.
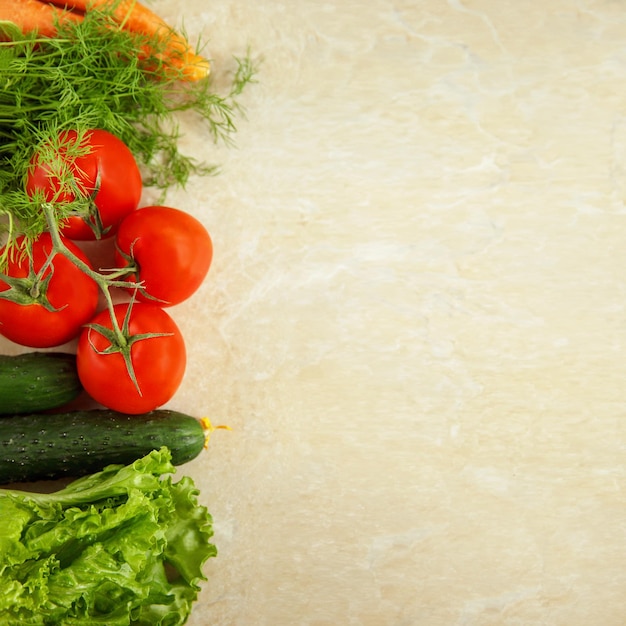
xmin=0 ymin=9 xmax=256 ymax=258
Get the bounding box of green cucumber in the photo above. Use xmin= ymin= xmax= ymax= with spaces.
xmin=0 ymin=409 xmax=208 ymax=484
xmin=0 ymin=352 xmax=82 ymax=415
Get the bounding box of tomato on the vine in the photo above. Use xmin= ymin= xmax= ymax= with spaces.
xmin=76 ymin=302 xmax=186 ymax=414
xmin=0 ymin=233 xmax=99 ymax=348
xmin=115 ymin=205 xmax=213 ymax=307
xmin=26 ymin=129 xmax=142 ymax=240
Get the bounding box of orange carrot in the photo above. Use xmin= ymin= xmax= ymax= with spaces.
xmin=45 ymin=0 xmax=209 ymax=80
xmin=0 ymin=0 xmax=82 ymax=38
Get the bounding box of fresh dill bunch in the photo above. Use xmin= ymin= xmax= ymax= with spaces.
xmin=0 ymin=9 xmax=256 ymax=256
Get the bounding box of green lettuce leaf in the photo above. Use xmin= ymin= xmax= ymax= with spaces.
xmin=0 ymin=448 xmax=216 ymax=625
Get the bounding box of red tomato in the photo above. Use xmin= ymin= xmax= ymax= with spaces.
xmin=0 ymin=233 xmax=99 ymax=348
xmin=76 ymin=302 xmax=186 ymax=414
xmin=25 ymin=129 xmax=142 ymax=240
xmin=115 ymin=206 xmax=213 ymax=306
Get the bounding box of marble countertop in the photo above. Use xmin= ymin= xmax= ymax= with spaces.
xmin=5 ymin=1 xmax=626 ymax=624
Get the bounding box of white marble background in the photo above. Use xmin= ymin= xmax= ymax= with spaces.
xmin=5 ymin=1 xmax=626 ymax=624
xmin=120 ymin=1 xmax=626 ymax=625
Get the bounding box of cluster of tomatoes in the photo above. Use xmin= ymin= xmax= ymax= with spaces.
xmin=0 ymin=129 xmax=213 ymax=414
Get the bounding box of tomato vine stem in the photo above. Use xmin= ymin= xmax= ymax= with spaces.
xmin=41 ymin=202 xmax=129 ymax=343
xmin=39 ymin=202 xmax=169 ymax=395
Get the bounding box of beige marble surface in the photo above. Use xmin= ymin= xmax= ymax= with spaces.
xmin=5 ymin=0 xmax=626 ymax=624
xmin=171 ymin=2 xmax=626 ymax=623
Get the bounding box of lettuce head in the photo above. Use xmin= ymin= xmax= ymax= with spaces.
xmin=0 ymin=447 xmax=216 ymax=625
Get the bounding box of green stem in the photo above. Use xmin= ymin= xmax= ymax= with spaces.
xmin=39 ymin=203 xmax=174 ymax=396
xmin=40 ymin=202 xmax=140 ymax=348
xmin=29 ymin=252 xmax=44 ymax=299
xmin=100 ymin=265 xmax=138 ymax=281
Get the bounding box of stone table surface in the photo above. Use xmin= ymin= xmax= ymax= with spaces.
xmin=4 ymin=1 xmax=626 ymax=625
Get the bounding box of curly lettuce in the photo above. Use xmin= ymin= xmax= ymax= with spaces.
xmin=0 ymin=448 xmax=216 ymax=625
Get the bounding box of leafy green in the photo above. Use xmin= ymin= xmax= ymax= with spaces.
xmin=0 ymin=448 xmax=216 ymax=625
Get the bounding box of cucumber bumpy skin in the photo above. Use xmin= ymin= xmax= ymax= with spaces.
xmin=0 ymin=352 xmax=83 ymax=415
xmin=0 ymin=409 xmax=207 ymax=484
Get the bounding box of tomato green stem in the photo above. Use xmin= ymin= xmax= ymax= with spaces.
xmin=97 ymin=264 xmax=137 ymax=281
xmin=30 ymin=242 xmax=58 ymax=299
xmin=40 ymin=202 xmax=136 ymax=347
xmin=39 ymin=202 xmax=175 ymax=396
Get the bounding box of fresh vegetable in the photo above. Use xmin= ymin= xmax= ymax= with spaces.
xmin=0 ymin=0 xmax=81 ymax=38
xmin=77 ymin=302 xmax=186 ymax=414
xmin=0 ymin=3 xmax=247 ymax=619
xmin=0 ymin=232 xmax=99 ymax=347
xmin=26 ymin=128 xmax=143 ymax=240
xmin=0 ymin=447 xmax=216 ymax=625
xmin=0 ymin=352 xmax=82 ymax=415
xmin=115 ymin=205 xmax=213 ymax=306
xmin=0 ymin=409 xmax=209 ymax=483
xmin=46 ymin=0 xmax=210 ymax=81
xmin=0 ymin=8 xmax=255 ymax=265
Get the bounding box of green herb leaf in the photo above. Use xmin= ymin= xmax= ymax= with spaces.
xmin=0 ymin=7 xmax=256 ymax=261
